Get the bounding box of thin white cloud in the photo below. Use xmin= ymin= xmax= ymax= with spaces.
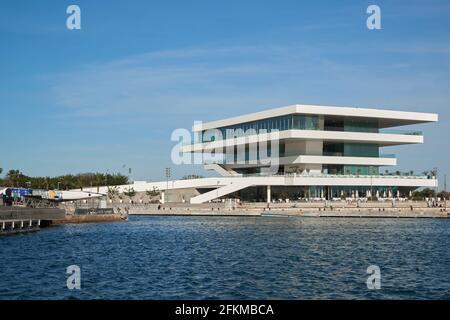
xmin=41 ymin=40 xmax=450 ymax=127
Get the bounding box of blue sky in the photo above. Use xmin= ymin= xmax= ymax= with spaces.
xmin=0 ymin=0 xmax=449 ymax=187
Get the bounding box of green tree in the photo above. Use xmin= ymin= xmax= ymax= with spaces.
xmin=146 ymin=188 xmax=160 ymax=197
xmin=108 ymin=186 xmax=120 ymax=199
xmin=124 ymin=187 xmax=136 ymax=198
xmin=0 ymin=169 xmax=129 ymax=189
xmin=412 ymin=188 xmax=436 ymax=199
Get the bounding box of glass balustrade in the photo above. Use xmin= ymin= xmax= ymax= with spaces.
xmin=379 ymin=129 xmax=423 ymax=135
xmin=198 ymin=114 xmax=423 ymax=143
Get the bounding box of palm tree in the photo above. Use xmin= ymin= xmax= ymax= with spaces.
xmin=124 ymin=187 xmax=136 ymax=198
xmin=108 ymin=186 xmax=120 ymax=200
xmin=146 ymin=188 xmax=160 ymax=197
xmin=431 ymin=168 xmax=438 ymax=177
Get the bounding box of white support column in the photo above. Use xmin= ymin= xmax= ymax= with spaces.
xmin=37 ymin=220 xmax=41 ymax=226
xmin=12 ymin=221 xmax=14 ymax=229
xmin=20 ymin=220 xmax=24 ymax=229
xmin=2 ymin=222 xmax=4 ymax=230
xmin=29 ymin=220 xmax=32 ymax=227
xmin=267 ymin=185 xmax=271 ymax=204
xmin=161 ymin=191 xmax=165 ymax=204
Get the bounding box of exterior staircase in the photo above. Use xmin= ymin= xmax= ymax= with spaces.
xmin=190 ymin=181 xmax=251 ymax=204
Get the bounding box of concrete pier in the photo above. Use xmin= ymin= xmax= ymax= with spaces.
xmin=53 ymin=213 xmax=126 ymax=224
xmin=0 ymin=206 xmax=65 ymax=221
xmin=0 ymin=206 xmax=65 ymax=235
xmin=0 ymin=219 xmax=41 ymax=235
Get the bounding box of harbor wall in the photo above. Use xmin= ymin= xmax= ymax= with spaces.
xmin=106 ymin=201 xmax=449 ymax=218
xmin=0 ymin=206 xmax=65 ymax=221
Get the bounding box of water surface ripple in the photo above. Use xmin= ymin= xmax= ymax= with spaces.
xmin=1 ymin=216 xmax=449 ymax=299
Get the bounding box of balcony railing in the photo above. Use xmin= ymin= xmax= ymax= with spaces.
xmin=379 ymin=154 xmax=396 ymax=158
xmin=379 ymin=129 xmax=423 ymax=135
xmin=240 ymin=172 xmax=434 ymax=179
xmin=195 ymin=127 xmax=423 ymax=143
xmin=322 ymin=152 xmax=396 ymax=158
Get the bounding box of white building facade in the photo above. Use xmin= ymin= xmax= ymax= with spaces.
xmin=179 ymin=104 xmax=438 ymax=203
xmin=83 ymin=104 xmax=438 ymax=204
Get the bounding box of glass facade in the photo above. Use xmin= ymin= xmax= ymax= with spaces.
xmin=200 ymin=115 xmax=418 ymax=142
xmin=324 ymin=118 xmax=379 ymax=133
xmin=231 ymin=185 xmax=403 ymax=202
xmin=234 ymin=142 xmax=285 ymax=162
xmin=322 ymin=142 xmax=380 ymax=175
xmin=293 ymin=115 xmax=319 ymax=130
xmin=344 ymin=143 xmax=379 ymax=157
xmin=344 ymin=119 xmax=378 ymax=133
xmin=202 ymin=114 xmax=319 ymax=142
xmin=343 ymin=165 xmax=379 ymax=175
xmin=323 ymin=165 xmax=379 ymax=175
xmin=323 ymin=142 xmax=379 ymax=157
xmin=202 ymin=115 xmax=386 ymax=177
xmin=323 ymin=142 xmax=344 ymax=156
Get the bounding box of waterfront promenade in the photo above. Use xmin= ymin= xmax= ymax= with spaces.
xmin=93 ymin=201 xmax=449 ymax=218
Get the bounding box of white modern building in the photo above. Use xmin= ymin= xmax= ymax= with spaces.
xmin=83 ymin=104 xmax=439 ymax=204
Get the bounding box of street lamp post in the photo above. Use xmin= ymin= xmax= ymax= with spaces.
xmin=164 ymin=168 xmax=171 ymax=205
xmin=370 ymin=175 xmax=373 ymax=202
xmin=105 ymin=169 xmax=109 ymax=202
xmin=165 ymin=167 xmax=171 ymax=190
xmin=122 ymin=164 xmax=132 ymax=184
xmin=445 ymin=174 xmax=447 ymax=211
xmin=433 ymin=167 xmax=438 ymax=203
xmin=217 ymin=180 xmax=220 ymax=200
